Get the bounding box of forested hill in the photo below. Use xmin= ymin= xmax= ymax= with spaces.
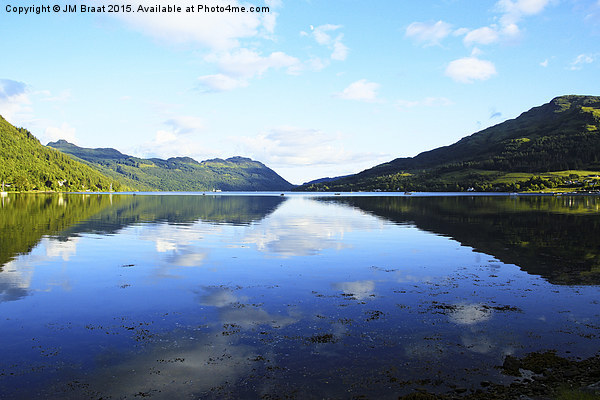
xmin=0 ymin=116 xmax=125 ymax=192
xmin=47 ymin=140 xmax=294 ymax=192
xmin=299 ymin=95 xmax=600 ymax=192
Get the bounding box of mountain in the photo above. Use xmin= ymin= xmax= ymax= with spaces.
xmin=299 ymin=95 xmax=600 ymax=192
xmin=0 ymin=115 xmax=125 ymax=192
xmin=302 ymin=174 xmax=351 ymax=186
xmin=47 ymin=140 xmax=294 ymax=191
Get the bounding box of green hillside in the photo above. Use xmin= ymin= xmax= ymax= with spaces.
xmin=299 ymin=95 xmax=600 ymax=192
xmin=47 ymin=140 xmax=294 ymax=191
xmin=0 ymin=116 xmax=125 ymax=192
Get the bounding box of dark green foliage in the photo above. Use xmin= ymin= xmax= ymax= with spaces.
xmin=298 ymin=95 xmax=600 ymax=192
xmin=47 ymin=140 xmax=294 ymax=192
xmin=0 ymin=116 xmax=125 ymax=192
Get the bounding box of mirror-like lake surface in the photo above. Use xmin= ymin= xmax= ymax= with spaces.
xmin=0 ymin=193 xmax=599 ymax=399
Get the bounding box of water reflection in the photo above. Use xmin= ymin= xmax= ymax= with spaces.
xmin=0 ymin=193 xmax=598 ymax=398
xmin=321 ymin=195 xmax=600 ymax=285
xmin=0 ymin=193 xmax=120 ymax=268
xmin=332 ymin=280 xmax=376 ymax=300
xmin=241 ymin=197 xmax=384 ymax=257
xmin=0 ymin=259 xmax=31 ymax=302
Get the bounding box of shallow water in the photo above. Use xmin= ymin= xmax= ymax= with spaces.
xmin=0 ymin=193 xmax=599 ymax=398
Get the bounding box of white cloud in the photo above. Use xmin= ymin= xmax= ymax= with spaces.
xmin=206 ymin=48 xmax=300 ymax=78
xmin=470 ymin=47 xmax=484 ymax=57
xmin=45 ymin=122 xmax=77 ymax=143
xmin=331 ymin=38 xmax=349 ymax=61
xmin=458 ymin=0 xmax=550 ymax=49
xmin=236 ymin=126 xmax=385 ymax=168
xmin=496 ymin=0 xmax=551 ymax=22
xmin=335 ymin=79 xmax=381 ymax=102
xmin=495 ymin=0 xmax=551 ymax=37
xmin=309 ymin=24 xmax=349 ymax=61
xmin=40 ymin=89 xmax=72 ymax=103
xmin=464 ymin=26 xmax=500 ymax=46
xmin=106 ymin=0 xmax=277 ymax=50
xmin=199 ymin=48 xmax=301 ymax=92
xmin=164 ymin=115 xmax=204 ymax=134
xmin=445 ymin=57 xmax=497 ymax=83
xmin=134 ymin=115 xmax=215 ymax=160
xmin=155 ymin=129 xmax=178 ymax=145
xmin=502 ymin=23 xmax=521 ymax=38
xmin=234 ymin=126 xmax=390 ymax=184
xmin=540 ymin=59 xmax=549 ymax=67
xmin=453 ymin=27 xmax=470 ymax=37
xmin=239 ymin=126 xmax=341 ymax=166
xmin=197 ymin=74 xmax=248 ymax=92
xmin=405 ymin=20 xmax=453 ymax=46
xmin=570 ymin=53 xmax=594 ymax=70
xmin=312 ymin=23 xmax=341 ymax=45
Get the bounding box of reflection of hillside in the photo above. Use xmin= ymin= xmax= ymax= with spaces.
xmin=320 ymin=196 xmax=600 ymax=285
xmin=1 ymin=194 xmax=286 ymax=269
xmin=61 ymin=195 xmax=286 ymax=236
xmin=0 ymin=193 xmax=123 ymax=268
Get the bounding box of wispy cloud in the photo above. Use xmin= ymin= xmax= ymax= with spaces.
xmin=205 ymin=48 xmax=301 ymax=78
xmin=463 ymin=26 xmax=500 ymax=46
xmin=236 ymin=125 xmax=385 ymax=168
xmin=335 ymin=79 xmax=381 ymax=102
xmin=496 ymin=0 xmax=551 ymax=25
xmin=569 ymin=53 xmax=595 ymax=70
xmin=410 ymin=0 xmax=553 ymax=85
xmin=310 ymin=24 xmax=349 ymax=61
xmin=106 ymin=0 xmax=277 ymax=50
xmin=405 ymin=20 xmax=453 ymax=46
xmin=134 ymin=115 xmax=213 ymax=160
xmin=445 ymin=57 xmax=497 ymax=83
xmin=197 ymin=48 xmax=301 ymax=92
xmin=45 ymin=122 xmax=77 ymax=143
xmin=196 ymin=74 xmax=248 ymax=92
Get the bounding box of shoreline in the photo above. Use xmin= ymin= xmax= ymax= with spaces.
xmin=398 ymin=351 xmax=600 ymax=399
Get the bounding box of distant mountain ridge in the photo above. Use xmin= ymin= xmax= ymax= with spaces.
xmin=47 ymin=140 xmax=294 ymax=191
xmin=302 ymin=174 xmax=352 ymax=186
xmin=299 ymin=95 xmax=600 ymax=192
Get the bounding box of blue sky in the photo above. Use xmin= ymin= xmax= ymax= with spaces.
xmin=1 ymin=0 xmax=599 ymax=184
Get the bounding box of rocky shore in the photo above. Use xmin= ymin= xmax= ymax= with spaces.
xmin=399 ymin=351 xmax=600 ymax=400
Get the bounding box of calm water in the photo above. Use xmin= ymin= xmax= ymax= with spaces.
xmin=0 ymin=192 xmax=599 ymax=399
